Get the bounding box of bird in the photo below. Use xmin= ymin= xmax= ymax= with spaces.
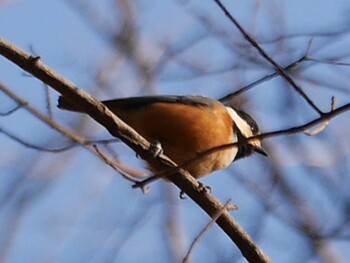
xmin=58 ymin=95 xmax=267 ymax=179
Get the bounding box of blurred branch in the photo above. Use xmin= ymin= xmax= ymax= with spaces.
xmin=259 ymin=28 xmax=350 ymax=45
xmin=0 ymin=103 xmax=23 ymax=116
xmin=265 ymin=160 xmax=342 ymax=263
xmin=214 ymin=0 xmax=324 ymax=116
xmin=0 ymin=38 xmax=272 ymax=263
xmin=163 ymin=185 xmax=186 ymax=263
xmin=307 ymin=57 xmax=350 ymax=66
xmin=0 ymin=125 xmax=119 ymax=153
xmin=64 ymin=0 xmax=153 ymax=88
xmin=43 ymin=83 xmax=53 ymax=118
xmin=154 ymin=32 xmax=208 ymax=78
xmin=0 ymin=126 xmax=74 ymax=152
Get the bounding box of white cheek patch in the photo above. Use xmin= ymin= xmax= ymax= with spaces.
xmin=225 ymin=107 xmax=253 ymax=138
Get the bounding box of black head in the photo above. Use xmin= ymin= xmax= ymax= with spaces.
xmin=225 ymin=107 xmax=267 ymax=161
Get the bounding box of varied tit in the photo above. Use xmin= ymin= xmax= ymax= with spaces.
xmin=58 ymin=95 xmax=267 ymax=178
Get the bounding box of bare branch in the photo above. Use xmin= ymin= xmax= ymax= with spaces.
xmin=0 ymin=104 xmax=23 ymax=116
xmin=307 ymin=57 xmax=350 ymax=67
xmin=43 ymin=83 xmax=53 ymax=118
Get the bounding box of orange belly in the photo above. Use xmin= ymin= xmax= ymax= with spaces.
xmin=113 ymin=102 xmax=237 ymax=178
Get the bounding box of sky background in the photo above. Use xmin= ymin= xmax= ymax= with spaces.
xmin=0 ymin=1 xmax=350 ymax=263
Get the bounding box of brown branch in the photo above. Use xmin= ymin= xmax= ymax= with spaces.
xmin=213 ymin=0 xmax=324 ymax=116
xmin=0 ymin=38 xmax=272 ymax=263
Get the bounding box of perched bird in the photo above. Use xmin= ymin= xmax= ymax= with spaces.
xmin=58 ymin=95 xmax=267 ymax=178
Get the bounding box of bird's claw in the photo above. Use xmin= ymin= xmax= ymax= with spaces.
xmin=148 ymin=140 xmax=163 ymax=158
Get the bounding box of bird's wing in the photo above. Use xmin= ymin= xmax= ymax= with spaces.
xmin=101 ymin=95 xmax=216 ymax=111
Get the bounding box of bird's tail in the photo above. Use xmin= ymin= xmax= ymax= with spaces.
xmin=57 ymin=96 xmax=84 ymax=112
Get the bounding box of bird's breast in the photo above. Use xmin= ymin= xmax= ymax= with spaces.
xmin=112 ymin=102 xmax=237 ymax=178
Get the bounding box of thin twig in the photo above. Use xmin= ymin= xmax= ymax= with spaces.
xmin=219 ymin=53 xmax=309 ymax=102
xmin=93 ymin=144 xmax=140 ymax=184
xmin=43 ymin=83 xmax=53 ymax=118
xmin=183 ymin=199 xmax=235 ymax=263
xmin=307 ymin=57 xmax=350 ymax=66
xmin=0 ymin=126 xmax=76 ymax=152
xmin=0 ymin=125 xmax=119 ymax=153
xmin=0 ymin=104 xmax=23 ymax=116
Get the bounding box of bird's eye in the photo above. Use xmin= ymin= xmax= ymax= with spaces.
xmin=250 ymin=125 xmax=259 ymax=134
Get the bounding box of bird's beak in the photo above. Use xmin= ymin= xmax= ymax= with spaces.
xmin=254 ymin=145 xmax=268 ymax=156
